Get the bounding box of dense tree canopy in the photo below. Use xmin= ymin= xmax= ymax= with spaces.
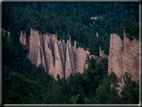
xmin=122 ymin=19 xmax=139 ymax=40
xmin=2 ymin=2 xmax=139 ymax=55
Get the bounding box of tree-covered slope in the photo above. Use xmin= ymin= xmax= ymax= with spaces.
xmin=2 ymin=2 xmax=139 ymax=55
xmin=2 ymin=2 xmax=139 ymax=104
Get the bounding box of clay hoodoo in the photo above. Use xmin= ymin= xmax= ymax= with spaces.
xmin=65 ymin=44 xmax=73 ymax=78
xmin=20 ymin=31 xmax=27 ymax=45
xmin=20 ymin=28 xmax=96 ymax=79
xmin=44 ymin=34 xmax=54 ymax=76
xmin=53 ymin=40 xmax=64 ymax=79
xmin=67 ymin=39 xmax=75 ymax=74
xmin=58 ymin=40 xmax=66 ymax=75
xmin=36 ymin=34 xmax=46 ymax=72
xmin=21 ymin=28 xmax=139 ymax=82
xmin=73 ymin=41 xmax=93 ymax=73
xmin=108 ymin=33 xmax=123 ymax=79
xmin=62 ymin=39 xmax=67 ymax=55
xmin=29 ymin=29 xmax=39 ymax=65
xmin=108 ymin=31 xmax=139 ymax=82
xmin=122 ymin=31 xmax=139 ymax=82
xmin=37 ymin=45 xmax=42 ymax=66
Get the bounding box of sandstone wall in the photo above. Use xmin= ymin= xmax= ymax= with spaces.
xmin=108 ymin=32 xmax=139 ymax=82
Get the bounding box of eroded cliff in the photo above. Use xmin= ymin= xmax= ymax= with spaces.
xmin=29 ymin=28 xmax=39 ymax=65
xmin=108 ymin=31 xmax=139 ymax=82
xmin=19 ymin=29 xmax=139 ymax=81
xmin=122 ymin=31 xmax=139 ymax=82
xmin=73 ymin=41 xmax=91 ymax=73
xmin=20 ymin=28 xmax=95 ymax=79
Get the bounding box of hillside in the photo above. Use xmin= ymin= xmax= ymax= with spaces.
xmin=2 ymin=2 xmax=139 ymax=104
xmin=2 ymin=2 xmax=139 ymax=55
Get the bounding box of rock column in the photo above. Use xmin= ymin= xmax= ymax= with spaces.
xmin=29 ymin=28 xmax=39 ymax=65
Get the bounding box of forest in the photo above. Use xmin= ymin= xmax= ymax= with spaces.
xmin=2 ymin=2 xmax=139 ymax=104
xmin=2 ymin=2 xmax=139 ymax=55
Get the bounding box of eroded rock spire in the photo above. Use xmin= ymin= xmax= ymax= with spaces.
xmin=22 ymin=28 xmax=96 ymax=79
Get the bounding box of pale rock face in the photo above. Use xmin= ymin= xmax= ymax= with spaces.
xmin=21 ymin=29 xmax=139 ymax=83
xmin=65 ymin=44 xmax=73 ymax=78
xmin=73 ymin=46 xmax=90 ymax=73
xmin=108 ymin=32 xmax=139 ymax=82
xmin=67 ymin=40 xmax=75 ymax=73
xmin=36 ymin=34 xmax=46 ymax=72
xmin=99 ymin=46 xmax=103 ymax=57
xmin=19 ymin=30 xmax=29 ymax=58
xmin=44 ymin=34 xmax=52 ymax=49
xmin=27 ymin=29 xmax=95 ymax=79
xmin=49 ymin=34 xmax=57 ymax=51
xmin=58 ymin=40 xmax=66 ymax=75
xmin=40 ymin=46 xmax=46 ymax=72
xmin=37 ymin=46 xmax=42 ymax=66
xmin=44 ymin=34 xmax=54 ymax=76
xmin=122 ymin=31 xmax=139 ymax=82
xmin=20 ymin=31 xmax=27 ymax=45
xmin=29 ymin=29 xmax=39 ymax=65
xmin=49 ymin=34 xmax=58 ymax=64
xmin=39 ymin=33 xmax=44 ymax=48
xmin=53 ymin=40 xmax=64 ymax=79
xmin=108 ymin=33 xmax=123 ymax=78
xmin=62 ymin=40 xmax=67 ymax=56
xmin=96 ymin=32 xmax=99 ymax=37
